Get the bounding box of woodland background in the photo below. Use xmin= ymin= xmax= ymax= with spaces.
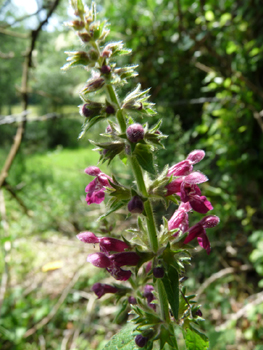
xmin=0 ymin=0 xmax=263 ymax=349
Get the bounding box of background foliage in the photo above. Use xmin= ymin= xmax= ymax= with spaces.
xmin=0 ymin=0 xmax=263 ymax=349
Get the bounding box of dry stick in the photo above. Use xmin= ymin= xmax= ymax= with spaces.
xmin=23 ymin=270 xmax=81 ymax=338
xmin=3 ymin=180 xmax=32 ymax=216
xmin=0 ymin=189 xmax=11 ymax=314
xmin=0 ymin=0 xmax=61 ymax=190
xmin=216 ymin=291 xmax=263 ymax=331
xmin=196 ymin=264 xmax=253 ymax=299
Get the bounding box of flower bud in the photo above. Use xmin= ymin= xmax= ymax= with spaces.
xmin=100 ymin=65 xmax=111 ymax=74
xmin=153 ymin=267 xmax=165 ymax=279
xmin=105 ymin=105 xmax=115 ymax=114
xmin=195 ymin=309 xmax=203 ymax=317
xmin=106 ymin=125 xmax=112 ymax=133
xmin=128 ymin=296 xmax=137 ymax=304
xmin=71 ymin=20 xmax=84 ymax=30
xmin=91 ymin=283 xmax=118 ymax=299
xmin=78 ymin=32 xmax=92 ymax=43
xmin=126 ymin=124 xmax=144 ymax=143
xmin=128 ymin=196 xmax=144 ymax=214
xmin=135 ymin=335 xmax=148 ymax=348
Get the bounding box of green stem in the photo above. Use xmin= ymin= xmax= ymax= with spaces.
xmin=106 ymin=85 xmax=159 ymax=253
xmin=129 ymin=156 xmax=158 ymax=252
xmin=157 ymin=279 xmax=170 ymax=322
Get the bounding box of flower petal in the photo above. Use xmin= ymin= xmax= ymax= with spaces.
xmin=168 ymin=160 xmax=193 ymax=176
xmin=87 ymin=252 xmax=111 ymax=268
xmin=199 ymin=215 xmax=220 ymax=229
xmin=189 ymin=195 xmax=213 ymax=214
xmin=197 ymin=233 xmax=211 ymax=254
xmin=184 ymin=171 xmax=208 ymax=185
xmin=183 ymin=223 xmax=205 ymax=244
xmin=77 ymin=231 xmax=99 ymax=244
xmin=186 ymin=150 xmax=205 ymax=164
xmin=85 ymin=166 xmax=101 ymax=176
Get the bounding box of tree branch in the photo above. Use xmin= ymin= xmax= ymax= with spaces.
xmin=0 ymin=0 xmax=61 ymax=189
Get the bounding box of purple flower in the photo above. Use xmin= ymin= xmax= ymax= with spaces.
xmin=183 ymin=215 xmax=220 ymax=254
xmin=166 ymin=171 xmax=213 ymax=214
xmin=91 ymin=282 xmax=118 ymax=299
xmin=168 ymin=202 xmax=191 ymax=234
xmin=87 ymin=251 xmax=140 ymax=281
xmin=77 ymin=232 xmax=130 ymax=253
xmin=167 ymin=150 xmax=205 ymax=177
xmin=84 ymin=166 xmax=112 ymax=205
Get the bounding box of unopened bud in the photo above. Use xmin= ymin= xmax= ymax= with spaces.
xmin=128 ymin=196 xmax=144 ymax=214
xmin=100 ymin=65 xmax=111 ymax=74
xmin=195 ymin=309 xmax=203 ymax=317
xmin=153 ymin=267 xmax=165 ymax=279
xmin=128 ymin=296 xmax=137 ymax=304
xmin=78 ymin=32 xmax=92 ymax=43
xmin=135 ymin=335 xmax=148 ymax=348
xmin=126 ymin=124 xmax=144 ymax=143
xmin=106 ymin=125 xmax=112 ymax=133
xmin=105 ymin=105 xmax=115 ymax=114
xmin=71 ymin=20 xmax=84 ymax=30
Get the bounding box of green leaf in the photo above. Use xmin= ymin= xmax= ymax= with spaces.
xmin=102 ymin=323 xmax=138 ymax=349
xmin=183 ymin=325 xmax=209 ymax=350
xmin=78 ymin=115 xmax=105 ymax=139
xmin=133 ymin=144 xmax=155 ymax=174
xmin=99 ymin=199 xmax=127 ymax=220
xmin=161 ymin=265 xmax=179 ymax=320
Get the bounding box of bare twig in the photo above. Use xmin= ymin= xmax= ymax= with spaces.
xmin=196 ymin=264 xmax=253 ymax=298
xmin=2 ymin=8 xmax=43 ymax=28
xmin=0 ymin=189 xmax=11 ymax=314
xmin=0 ymin=112 xmax=64 ymax=125
xmin=3 ymin=180 xmax=32 ymax=216
xmin=216 ymin=291 xmax=263 ymax=331
xmin=0 ymin=51 xmax=15 ymax=59
xmin=0 ymin=0 xmax=61 ymax=189
xmin=0 ymin=27 xmax=29 ymax=38
xmin=23 ymin=270 xmax=81 ymax=338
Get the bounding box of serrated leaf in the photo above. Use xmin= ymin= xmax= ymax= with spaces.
xmin=161 ymin=265 xmax=179 ymax=320
xmin=99 ymin=200 xmax=126 ymax=220
xmin=133 ymin=144 xmax=155 ymax=174
xmin=183 ymin=325 xmax=209 ymax=350
xmin=78 ymin=116 xmax=105 ymax=139
xmin=102 ymin=323 xmax=137 ymax=349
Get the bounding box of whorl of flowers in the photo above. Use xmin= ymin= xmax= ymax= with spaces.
xmin=64 ymin=1 xmax=220 ymax=348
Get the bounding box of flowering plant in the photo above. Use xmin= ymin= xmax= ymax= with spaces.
xmin=63 ymin=1 xmax=220 ymax=349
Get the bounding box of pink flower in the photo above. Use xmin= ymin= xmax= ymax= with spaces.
xmin=87 ymin=251 xmax=140 ymax=281
xmin=167 ymin=150 xmax=205 ymax=176
xmin=166 ymin=171 xmax=213 ymax=214
xmin=77 ymin=232 xmax=130 ymax=253
xmin=183 ymin=215 xmax=220 ymax=254
xmin=84 ymin=166 xmax=111 ymax=205
xmin=168 ymin=202 xmax=191 ymax=234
